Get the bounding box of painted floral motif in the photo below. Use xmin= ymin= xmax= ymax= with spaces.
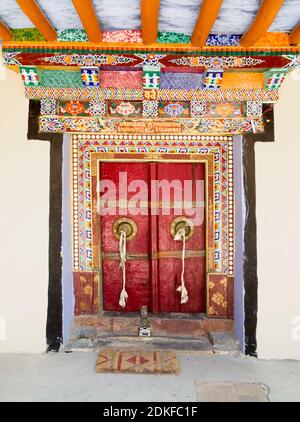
xmin=207 ymin=102 xmax=242 ymax=118
xmin=101 ymin=70 xmax=142 ymax=88
xmin=44 ymin=54 xmax=136 ymax=67
xmin=12 ymin=28 xmax=45 ymax=41
xmin=211 ymin=292 xmax=227 ymax=307
xmin=108 ymin=101 xmax=141 ymax=117
xmin=160 ymin=72 xmax=203 ymax=89
xmin=169 ymin=56 xmax=265 ymax=69
xmin=158 ymin=102 xmax=190 ymax=118
xmin=206 ymin=34 xmax=241 ymax=46
xmin=103 ymin=30 xmax=143 ymax=43
xmin=59 ymin=101 xmax=90 ymax=116
xmin=157 ymin=32 xmax=191 ymax=44
xmin=58 ymin=29 xmax=88 ymax=42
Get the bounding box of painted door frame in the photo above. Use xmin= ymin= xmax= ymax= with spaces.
xmin=75 ymin=147 xmax=227 ymax=318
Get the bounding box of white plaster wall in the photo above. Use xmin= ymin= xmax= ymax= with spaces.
xmin=0 ymin=58 xmax=50 ymax=352
xmin=256 ymin=70 xmax=300 ymax=360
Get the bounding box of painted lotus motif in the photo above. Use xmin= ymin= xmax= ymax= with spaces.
xmin=108 ymin=101 xmax=142 ymax=117
xmin=158 ymin=102 xmax=190 ymax=118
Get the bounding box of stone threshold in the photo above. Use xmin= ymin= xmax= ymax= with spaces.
xmin=74 ymin=312 xmax=234 ymax=338
xmin=64 ymin=331 xmax=240 ymax=355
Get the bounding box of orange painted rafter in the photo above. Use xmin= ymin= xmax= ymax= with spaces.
xmin=16 ymin=0 xmax=56 ymax=41
xmin=141 ymin=0 xmax=160 ymax=44
xmin=240 ymin=0 xmax=284 ymax=47
xmin=72 ymin=0 xmax=102 ymax=43
xmin=191 ymin=0 xmax=223 ymax=47
xmin=289 ymin=23 xmax=300 ymax=45
xmin=0 ymin=19 xmax=13 ymax=41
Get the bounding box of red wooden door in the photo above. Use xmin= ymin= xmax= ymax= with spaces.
xmin=100 ymin=162 xmax=150 ymax=312
xmin=100 ymin=162 xmax=205 ymax=313
xmin=155 ymin=163 xmax=206 ymax=313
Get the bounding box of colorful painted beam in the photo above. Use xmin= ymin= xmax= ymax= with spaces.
xmin=72 ymin=0 xmax=102 ymax=43
xmin=0 ymin=19 xmax=13 ymax=41
xmin=141 ymin=0 xmax=160 ymax=44
xmin=289 ymin=23 xmax=300 ymax=46
xmin=191 ymin=0 xmax=223 ymax=47
xmin=15 ymin=0 xmax=56 ymax=42
xmin=240 ymin=0 xmax=284 ymax=47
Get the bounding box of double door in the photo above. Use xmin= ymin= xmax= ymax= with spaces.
xmin=100 ymin=162 xmax=206 ymax=313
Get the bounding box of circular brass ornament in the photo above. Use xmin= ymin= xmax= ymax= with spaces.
xmin=170 ymin=216 xmax=195 ymax=241
xmin=113 ymin=217 xmax=137 ymax=241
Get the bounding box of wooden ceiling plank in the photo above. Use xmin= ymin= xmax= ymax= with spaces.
xmin=191 ymin=0 xmax=223 ymax=47
xmin=16 ymin=0 xmax=56 ymax=42
xmin=289 ymin=23 xmax=300 ymax=45
xmin=240 ymin=0 xmax=284 ymax=47
xmin=0 ymin=19 xmax=13 ymax=41
xmin=72 ymin=0 xmax=102 ymax=43
xmin=141 ymin=0 xmax=160 ymax=44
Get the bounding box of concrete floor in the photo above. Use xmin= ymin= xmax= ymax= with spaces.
xmin=0 ymin=351 xmax=300 ymax=402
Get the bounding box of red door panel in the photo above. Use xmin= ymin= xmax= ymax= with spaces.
xmin=100 ymin=162 xmax=150 ymax=312
xmin=156 ymin=163 xmax=206 ymax=313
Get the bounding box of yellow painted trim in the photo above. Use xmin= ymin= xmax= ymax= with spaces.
xmin=191 ymin=0 xmax=223 ymax=47
xmin=15 ymin=0 xmax=57 ymax=42
xmin=72 ymin=0 xmax=102 ymax=43
xmin=240 ymin=0 xmax=284 ymax=47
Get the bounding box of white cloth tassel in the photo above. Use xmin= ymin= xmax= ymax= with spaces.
xmin=174 ymin=228 xmax=189 ymax=304
xmin=118 ymin=230 xmax=128 ymax=308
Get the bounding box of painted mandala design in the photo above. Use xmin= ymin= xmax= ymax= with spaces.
xmin=191 ymin=101 xmax=207 ymax=117
xmin=142 ymin=100 xmax=158 ymax=118
xmin=89 ymin=100 xmax=106 ymax=116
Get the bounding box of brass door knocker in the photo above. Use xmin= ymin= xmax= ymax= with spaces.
xmin=170 ymin=216 xmax=195 ymax=241
xmin=112 ymin=217 xmax=137 ymax=241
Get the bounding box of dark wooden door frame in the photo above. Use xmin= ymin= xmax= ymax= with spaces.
xmin=28 ymin=100 xmax=63 ymax=352
xmin=242 ymin=105 xmax=274 ymax=356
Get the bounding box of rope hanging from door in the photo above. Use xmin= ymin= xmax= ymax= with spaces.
xmin=118 ymin=229 xmax=128 ymax=308
xmin=174 ymin=228 xmax=189 ymax=304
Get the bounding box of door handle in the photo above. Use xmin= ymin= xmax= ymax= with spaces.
xmin=170 ymin=216 xmax=194 ymax=241
xmin=112 ymin=217 xmax=137 ymax=241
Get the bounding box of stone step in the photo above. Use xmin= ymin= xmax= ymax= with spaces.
xmin=74 ymin=312 xmax=234 ymax=338
xmin=64 ymin=331 xmax=240 ymax=355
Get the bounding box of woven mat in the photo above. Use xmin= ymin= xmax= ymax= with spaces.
xmin=96 ymin=349 xmax=180 ymax=375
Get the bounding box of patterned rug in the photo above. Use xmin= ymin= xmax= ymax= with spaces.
xmin=96 ymin=349 xmax=180 ymax=375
